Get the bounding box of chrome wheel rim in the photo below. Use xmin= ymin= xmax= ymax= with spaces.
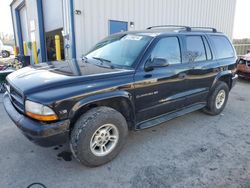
xmin=90 ymin=124 xmax=119 ymax=157
xmin=215 ymin=90 xmax=226 ymax=109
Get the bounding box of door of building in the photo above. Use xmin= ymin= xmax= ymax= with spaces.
xmin=109 ymin=20 xmax=128 ymax=35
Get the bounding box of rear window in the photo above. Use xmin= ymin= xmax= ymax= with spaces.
xmin=186 ymin=36 xmax=206 ymax=62
xmin=210 ymin=36 xmax=235 ymax=59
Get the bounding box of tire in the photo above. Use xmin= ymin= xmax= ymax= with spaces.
xmin=2 ymin=51 xmax=10 ymax=58
xmin=70 ymin=106 xmax=128 ymax=167
xmin=203 ymin=81 xmax=229 ymax=115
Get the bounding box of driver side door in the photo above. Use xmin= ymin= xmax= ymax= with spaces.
xmin=134 ymin=36 xmax=190 ymax=123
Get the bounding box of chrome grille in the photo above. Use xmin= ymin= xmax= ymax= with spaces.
xmin=7 ymin=83 xmax=24 ymax=113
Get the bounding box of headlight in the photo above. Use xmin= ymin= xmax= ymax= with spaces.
xmin=25 ymin=100 xmax=58 ymax=121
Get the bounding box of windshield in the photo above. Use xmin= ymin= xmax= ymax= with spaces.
xmin=86 ymin=34 xmax=152 ymax=67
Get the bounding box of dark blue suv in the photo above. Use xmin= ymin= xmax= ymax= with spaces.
xmin=4 ymin=26 xmax=238 ymax=167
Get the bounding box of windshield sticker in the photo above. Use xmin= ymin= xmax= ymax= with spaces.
xmin=123 ymin=35 xmax=143 ymax=41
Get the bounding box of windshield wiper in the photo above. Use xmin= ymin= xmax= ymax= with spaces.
xmin=92 ymin=57 xmax=114 ymax=69
xmin=92 ymin=57 xmax=111 ymax=63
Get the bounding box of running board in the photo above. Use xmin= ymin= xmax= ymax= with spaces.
xmin=136 ymin=103 xmax=206 ymax=130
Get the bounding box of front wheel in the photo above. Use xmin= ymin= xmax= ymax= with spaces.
xmin=70 ymin=106 xmax=128 ymax=167
xmin=203 ymin=81 xmax=229 ymax=115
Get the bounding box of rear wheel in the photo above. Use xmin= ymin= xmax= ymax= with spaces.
xmin=2 ymin=51 xmax=10 ymax=58
xmin=203 ymin=81 xmax=229 ymax=115
xmin=70 ymin=106 xmax=128 ymax=167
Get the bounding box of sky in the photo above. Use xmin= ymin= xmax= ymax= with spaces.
xmin=0 ymin=0 xmax=249 ymax=39
xmin=0 ymin=0 xmax=13 ymax=35
xmin=233 ymin=0 xmax=250 ymax=39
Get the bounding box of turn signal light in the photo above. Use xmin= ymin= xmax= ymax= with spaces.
xmin=26 ymin=112 xmax=58 ymax=121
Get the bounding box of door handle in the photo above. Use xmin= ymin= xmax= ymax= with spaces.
xmin=178 ymin=73 xmax=187 ymax=79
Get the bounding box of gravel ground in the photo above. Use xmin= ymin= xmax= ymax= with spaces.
xmin=1 ymin=79 xmax=250 ymax=188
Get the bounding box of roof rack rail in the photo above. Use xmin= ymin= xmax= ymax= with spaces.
xmin=190 ymin=27 xmax=217 ymax=32
xmin=146 ymin=25 xmax=218 ymax=33
xmin=147 ymin=25 xmax=191 ymax=31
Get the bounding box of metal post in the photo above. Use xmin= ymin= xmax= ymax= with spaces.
xmin=23 ymin=42 xmax=28 ymax=56
xmin=55 ymin=35 xmax=62 ymax=61
xmin=13 ymin=46 xmax=18 ymax=57
xmin=33 ymin=41 xmax=38 ymax=64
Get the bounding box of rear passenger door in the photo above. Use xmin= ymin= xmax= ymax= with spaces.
xmin=183 ymin=35 xmax=219 ymax=106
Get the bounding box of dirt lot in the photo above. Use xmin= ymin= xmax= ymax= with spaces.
xmin=0 ymin=79 xmax=250 ymax=188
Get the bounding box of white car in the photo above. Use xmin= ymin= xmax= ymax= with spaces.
xmin=0 ymin=40 xmax=13 ymax=58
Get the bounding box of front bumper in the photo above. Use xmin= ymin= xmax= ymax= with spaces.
xmin=237 ymin=71 xmax=250 ymax=79
xmin=3 ymin=93 xmax=70 ymax=147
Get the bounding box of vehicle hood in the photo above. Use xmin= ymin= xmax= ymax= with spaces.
xmin=242 ymin=53 xmax=250 ymax=61
xmin=7 ymin=61 xmax=134 ymax=95
xmin=2 ymin=45 xmax=13 ymax=52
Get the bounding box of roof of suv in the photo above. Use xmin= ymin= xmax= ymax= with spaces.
xmin=122 ymin=25 xmax=224 ymax=37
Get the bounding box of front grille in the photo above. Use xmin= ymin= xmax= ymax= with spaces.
xmin=7 ymin=83 xmax=24 ymax=113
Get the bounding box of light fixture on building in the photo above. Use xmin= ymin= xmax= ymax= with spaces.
xmin=74 ymin=10 xmax=82 ymax=15
xmin=130 ymin=22 xmax=135 ymax=28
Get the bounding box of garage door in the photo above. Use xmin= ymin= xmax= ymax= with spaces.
xmin=42 ymin=0 xmax=64 ymax=61
xmin=43 ymin=0 xmax=63 ymax=32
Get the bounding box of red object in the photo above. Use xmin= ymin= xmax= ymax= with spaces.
xmin=237 ymin=58 xmax=250 ymax=79
xmin=16 ymin=46 xmax=19 ymax=55
xmin=0 ymin=65 xmax=5 ymax=71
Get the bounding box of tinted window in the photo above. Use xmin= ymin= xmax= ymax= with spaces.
xmin=151 ymin=37 xmax=181 ymax=65
xmin=203 ymin=37 xmax=212 ymax=60
xmin=210 ymin=36 xmax=235 ymax=59
xmin=186 ymin=36 xmax=206 ymax=62
xmin=86 ymin=34 xmax=152 ymax=67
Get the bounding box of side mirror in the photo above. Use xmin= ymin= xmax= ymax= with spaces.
xmin=145 ymin=58 xmax=169 ymax=71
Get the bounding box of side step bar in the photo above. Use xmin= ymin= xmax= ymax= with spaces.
xmin=136 ymin=103 xmax=206 ymax=130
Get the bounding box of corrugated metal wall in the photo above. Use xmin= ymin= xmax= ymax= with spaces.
xmin=74 ymin=0 xmax=236 ymax=58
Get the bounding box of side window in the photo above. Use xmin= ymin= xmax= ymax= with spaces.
xmin=186 ymin=36 xmax=206 ymax=62
xmin=210 ymin=36 xmax=235 ymax=59
xmin=151 ymin=37 xmax=181 ymax=65
xmin=203 ymin=37 xmax=212 ymax=60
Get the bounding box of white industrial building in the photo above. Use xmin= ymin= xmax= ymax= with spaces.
xmin=10 ymin=0 xmax=237 ymax=63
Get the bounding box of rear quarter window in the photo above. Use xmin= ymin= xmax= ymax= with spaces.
xmin=210 ymin=36 xmax=235 ymax=59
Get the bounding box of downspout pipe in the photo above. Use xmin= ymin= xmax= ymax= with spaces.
xmin=69 ymin=0 xmax=81 ymax=75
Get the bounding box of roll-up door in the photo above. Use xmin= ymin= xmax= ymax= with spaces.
xmin=43 ymin=0 xmax=63 ymax=32
xmin=43 ymin=0 xmax=64 ymax=61
xmin=19 ymin=7 xmax=29 ymax=43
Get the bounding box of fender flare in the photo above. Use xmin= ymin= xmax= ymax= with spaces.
xmin=69 ymin=90 xmax=135 ymax=120
xmin=211 ymin=70 xmax=233 ymax=89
